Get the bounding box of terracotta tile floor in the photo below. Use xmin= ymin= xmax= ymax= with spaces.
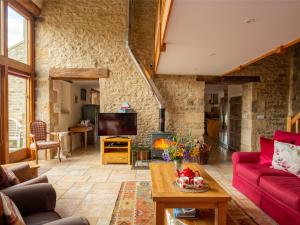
xmin=39 ymin=140 xmax=277 ymax=225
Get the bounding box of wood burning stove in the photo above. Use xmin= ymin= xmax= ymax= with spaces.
xmin=150 ymin=132 xmax=173 ymax=159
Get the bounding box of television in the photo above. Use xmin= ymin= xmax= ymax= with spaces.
xmin=98 ymin=113 xmax=137 ymax=136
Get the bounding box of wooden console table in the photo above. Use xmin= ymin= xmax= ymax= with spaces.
xmin=101 ymin=137 xmax=131 ymax=165
xmin=69 ymin=126 xmax=93 ymax=150
xmin=150 ymin=162 xmax=231 ymax=225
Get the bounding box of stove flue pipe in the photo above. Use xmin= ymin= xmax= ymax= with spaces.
xmin=159 ymin=108 xmax=165 ymax=132
xmin=126 ymin=0 xmax=165 ymax=132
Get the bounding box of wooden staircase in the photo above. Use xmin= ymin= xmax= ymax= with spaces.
xmin=287 ymin=112 xmax=300 ymax=132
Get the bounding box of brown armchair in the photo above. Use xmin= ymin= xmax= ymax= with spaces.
xmin=30 ymin=120 xmax=61 ymax=164
xmin=2 ymin=183 xmax=90 ymax=225
xmin=1 ymin=163 xmax=48 ymax=192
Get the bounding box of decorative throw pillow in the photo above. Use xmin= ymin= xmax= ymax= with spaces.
xmin=258 ymin=137 xmax=274 ymax=166
xmin=272 ymin=141 xmax=300 ymax=177
xmin=0 ymin=167 xmax=20 ymax=189
xmin=3 ymin=168 xmax=20 ymax=186
xmin=0 ymin=166 xmax=10 ymax=188
xmin=0 ymin=193 xmax=25 ymax=225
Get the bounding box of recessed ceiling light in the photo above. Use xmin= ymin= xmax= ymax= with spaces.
xmin=244 ymin=18 xmax=256 ymax=24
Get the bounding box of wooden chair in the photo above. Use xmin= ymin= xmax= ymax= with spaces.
xmin=30 ymin=120 xmax=61 ymax=164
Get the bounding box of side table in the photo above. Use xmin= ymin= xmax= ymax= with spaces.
xmin=131 ymin=147 xmax=151 ymax=169
xmin=69 ymin=126 xmax=93 ymax=150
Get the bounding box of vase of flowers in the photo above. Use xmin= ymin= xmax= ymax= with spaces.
xmin=174 ymin=158 xmax=184 ymax=171
xmin=162 ymin=132 xmax=200 ymax=172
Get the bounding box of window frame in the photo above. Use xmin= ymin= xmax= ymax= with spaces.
xmin=7 ymin=3 xmax=30 ymax=65
xmin=0 ymin=0 xmax=35 ymax=164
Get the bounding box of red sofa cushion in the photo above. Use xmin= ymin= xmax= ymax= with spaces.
xmin=258 ymin=137 xmax=274 ymax=166
xmin=274 ymin=130 xmax=300 ymax=145
xmin=260 ymin=176 xmax=300 ymax=212
xmin=237 ymin=163 xmax=295 ymax=185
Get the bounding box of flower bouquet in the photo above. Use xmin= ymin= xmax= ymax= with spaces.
xmin=162 ymin=132 xmax=201 ymax=171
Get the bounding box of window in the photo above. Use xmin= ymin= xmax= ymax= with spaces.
xmin=0 ymin=0 xmax=4 ymax=55
xmin=8 ymin=74 xmax=28 ymax=152
xmin=7 ymin=6 xmax=28 ymax=64
xmin=0 ymin=0 xmax=34 ymax=163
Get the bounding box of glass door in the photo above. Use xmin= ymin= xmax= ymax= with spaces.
xmin=8 ymin=74 xmax=28 ymax=157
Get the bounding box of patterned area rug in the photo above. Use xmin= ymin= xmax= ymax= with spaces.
xmin=110 ymin=181 xmax=260 ymax=225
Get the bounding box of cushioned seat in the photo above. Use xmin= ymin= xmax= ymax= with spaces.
xmin=236 ymin=163 xmax=295 ymax=185
xmin=260 ymin=176 xmax=300 ymax=212
xmin=24 ymin=211 xmax=61 ymax=225
xmin=30 ymin=141 xmax=60 ymax=150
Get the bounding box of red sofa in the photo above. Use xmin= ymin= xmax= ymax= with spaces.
xmin=232 ymin=130 xmax=300 ymax=225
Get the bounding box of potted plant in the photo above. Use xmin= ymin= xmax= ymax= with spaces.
xmin=198 ymin=143 xmax=211 ymax=165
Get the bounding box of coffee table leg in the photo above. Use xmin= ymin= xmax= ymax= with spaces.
xmin=155 ymin=202 xmax=164 ymax=225
xmin=84 ymin=131 xmax=88 ymax=150
xmin=215 ymin=202 xmax=227 ymax=225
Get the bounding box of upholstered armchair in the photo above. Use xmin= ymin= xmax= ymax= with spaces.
xmin=0 ymin=163 xmax=48 ymax=192
xmin=30 ymin=120 xmax=61 ymax=164
xmin=2 ymin=183 xmax=90 ymax=225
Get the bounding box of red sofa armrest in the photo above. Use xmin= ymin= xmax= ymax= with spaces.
xmin=232 ymin=152 xmax=260 ymax=182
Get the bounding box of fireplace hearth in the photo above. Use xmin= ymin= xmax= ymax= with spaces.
xmin=150 ymin=132 xmax=173 ymax=159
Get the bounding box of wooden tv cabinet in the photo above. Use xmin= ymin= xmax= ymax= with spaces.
xmin=101 ymin=137 xmax=131 ymax=165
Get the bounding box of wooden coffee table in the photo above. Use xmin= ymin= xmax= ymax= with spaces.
xmin=150 ymin=162 xmax=231 ymax=225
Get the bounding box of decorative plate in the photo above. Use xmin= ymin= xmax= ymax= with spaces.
xmin=174 ymin=179 xmax=210 ymax=193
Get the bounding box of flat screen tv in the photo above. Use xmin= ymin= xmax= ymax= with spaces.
xmin=98 ymin=113 xmax=137 ymax=136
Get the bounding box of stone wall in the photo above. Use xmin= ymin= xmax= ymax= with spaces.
xmin=240 ymin=83 xmax=255 ymax=151
xmin=35 ymin=0 xmax=206 ymax=146
xmin=154 ymin=76 xmax=205 ymax=139
xmin=35 ymin=0 xmax=159 ymax=145
xmin=233 ymin=53 xmax=291 ymax=151
xmin=130 ymin=0 xmax=156 ymax=74
xmin=290 ymin=44 xmax=300 ymax=115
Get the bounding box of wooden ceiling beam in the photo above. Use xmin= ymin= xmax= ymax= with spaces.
xmin=50 ymin=68 xmax=109 ymax=80
xmin=196 ymin=75 xmax=260 ymax=84
xmin=223 ymin=37 xmax=300 ymax=76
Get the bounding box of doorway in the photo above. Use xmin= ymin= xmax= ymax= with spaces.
xmin=204 ymin=85 xmax=226 ymax=142
xmin=204 ymin=84 xmax=243 ymax=151
xmin=50 ymin=79 xmax=100 ymax=155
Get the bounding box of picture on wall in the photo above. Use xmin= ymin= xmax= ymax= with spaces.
xmin=81 ymin=88 xmax=86 ymax=101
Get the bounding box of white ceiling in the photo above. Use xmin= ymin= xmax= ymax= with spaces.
xmin=157 ymin=0 xmax=300 ymax=75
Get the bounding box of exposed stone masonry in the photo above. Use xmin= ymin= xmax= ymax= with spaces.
xmin=130 ymin=0 xmax=156 ymax=74
xmin=291 ymin=45 xmax=300 ymax=115
xmin=35 ymin=0 xmax=206 ymax=146
xmin=154 ymin=76 xmax=205 ymax=139
xmin=233 ymin=50 xmax=292 ymax=151
xmin=35 ymin=0 xmax=159 ymax=145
